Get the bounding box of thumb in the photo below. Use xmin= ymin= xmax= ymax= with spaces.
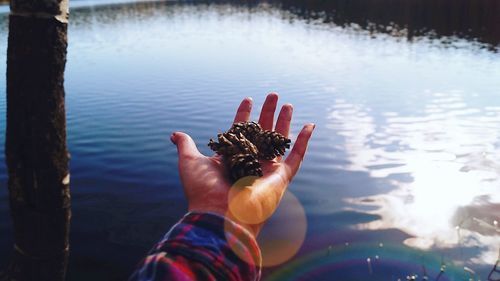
xmin=171 ymin=132 xmax=202 ymax=160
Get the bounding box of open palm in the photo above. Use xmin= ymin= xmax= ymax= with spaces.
xmin=170 ymin=93 xmax=314 ymax=237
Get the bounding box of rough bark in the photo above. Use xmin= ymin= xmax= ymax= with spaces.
xmin=5 ymin=9 xmax=70 ymax=281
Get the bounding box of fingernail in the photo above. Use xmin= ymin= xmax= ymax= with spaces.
xmin=170 ymin=132 xmax=177 ymax=144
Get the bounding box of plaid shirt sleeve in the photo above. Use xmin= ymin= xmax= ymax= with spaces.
xmin=129 ymin=212 xmax=262 ymax=281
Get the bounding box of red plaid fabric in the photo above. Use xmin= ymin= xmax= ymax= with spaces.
xmin=129 ymin=212 xmax=262 ymax=281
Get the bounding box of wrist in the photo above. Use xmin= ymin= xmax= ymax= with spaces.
xmin=188 ymin=206 xmax=261 ymax=237
xmin=188 ymin=205 xmax=226 ymax=217
xmin=226 ymin=212 xmax=262 ymax=237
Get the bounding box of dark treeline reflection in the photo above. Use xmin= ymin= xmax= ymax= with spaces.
xmin=69 ymin=0 xmax=500 ymax=50
xmin=271 ymin=0 xmax=500 ymax=50
xmin=193 ymin=0 xmax=500 ymax=51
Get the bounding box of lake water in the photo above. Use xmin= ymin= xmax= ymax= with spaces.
xmin=0 ymin=1 xmax=499 ymax=280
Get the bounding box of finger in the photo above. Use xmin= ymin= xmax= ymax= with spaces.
xmin=258 ymin=92 xmax=278 ymax=130
xmin=233 ymin=97 xmax=253 ymax=124
xmin=284 ymin=124 xmax=315 ymax=179
xmin=171 ymin=132 xmax=202 ymax=159
xmin=274 ymin=103 xmax=293 ymax=138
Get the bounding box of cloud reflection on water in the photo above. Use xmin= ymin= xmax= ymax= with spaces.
xmin=327 ymin=91 xmax=500 ymax=266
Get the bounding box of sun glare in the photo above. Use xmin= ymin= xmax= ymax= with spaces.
xmin=328 ymin=92 xmax=500 ymax=265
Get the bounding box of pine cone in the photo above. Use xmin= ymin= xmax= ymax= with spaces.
xmin=208 ymin=132 xmax=258 ymax=157
xmin=253 ymin=130 xmax=291 ymax=160
xmin=208 ymin=121 xmax=291 ymax=181
xmin=227 ymin=153 xmax=263 ymax=181
xmin=228 ymin=121 xmax=262 ymax=142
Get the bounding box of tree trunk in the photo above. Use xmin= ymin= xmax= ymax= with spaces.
xmin=5 ymin=0 xmax=70 ymax=280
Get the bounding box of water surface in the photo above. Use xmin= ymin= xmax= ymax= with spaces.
xmin=0 ymin=1 xmax=499 ymax=280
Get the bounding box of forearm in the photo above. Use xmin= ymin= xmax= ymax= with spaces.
xmin=129 ymin=212 xmax=262 ymax=281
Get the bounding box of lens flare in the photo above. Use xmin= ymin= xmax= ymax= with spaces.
xmin=225 ymin=187 xmax=307 ymax=267
xmin=266 ymin=242 xmax=465 ymax=281
xmin=227 ymin=176 xmax=279 ymax=225
xmin=257 ymin=190 xmax=307 ymax=267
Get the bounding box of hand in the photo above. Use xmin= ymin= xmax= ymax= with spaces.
xmin=170 ymin=93 xmax=315 ymax=237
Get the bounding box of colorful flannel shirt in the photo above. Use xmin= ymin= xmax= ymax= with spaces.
xmin=129 ymin=212 xmax=262 ymax=281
